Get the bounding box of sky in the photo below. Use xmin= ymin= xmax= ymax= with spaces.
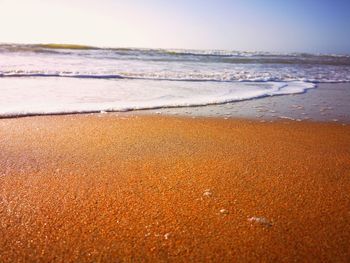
xmin=1 ymin=0 xmax=350 ymax=54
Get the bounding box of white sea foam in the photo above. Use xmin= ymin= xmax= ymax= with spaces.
xmin=0 ymin=77 xmax=315 ymax=118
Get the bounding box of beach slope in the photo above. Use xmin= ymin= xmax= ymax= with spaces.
xmin=0 ymin=115 xmax=350 ymax=262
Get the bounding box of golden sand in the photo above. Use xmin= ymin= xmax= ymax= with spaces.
xmin=0 ymin=115 xmax=350 ymax=262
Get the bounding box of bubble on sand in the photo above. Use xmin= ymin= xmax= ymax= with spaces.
xmin=279 ymin=116 xmax=295 ymax=121
xmin=203 ymin=189 xmax=212 ymax=197
xmin=248 ymin=216 xmax=272 ymax=227
xmin=220 ymin=209 xmax=229 ymax=215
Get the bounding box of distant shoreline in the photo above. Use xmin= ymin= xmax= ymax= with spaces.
xmin=1 ymin=42 xmax=350 ymax=57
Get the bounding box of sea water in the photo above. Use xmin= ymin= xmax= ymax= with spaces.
xmin=0 ymin=44 xmax=349 ymax=117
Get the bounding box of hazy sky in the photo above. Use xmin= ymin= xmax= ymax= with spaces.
xmin=1 ymin=0 xmax=350 ymax=53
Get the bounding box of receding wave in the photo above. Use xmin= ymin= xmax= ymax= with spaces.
xmin=0 ymin=78 xmax=315 ymax=118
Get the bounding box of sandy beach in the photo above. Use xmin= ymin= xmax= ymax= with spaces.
xmin=1 ymin=115 xmax=350 ymax=262
xmin=2 ymin=0 xmax=350 ymax=261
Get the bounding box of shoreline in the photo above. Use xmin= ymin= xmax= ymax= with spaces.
xmin=1 ymin=115 xmax=350 ymax=261
xmin=0 ymin=82 xmax=349 ymax=123
xmin=141 ymin=83 xmax=350 ymax=123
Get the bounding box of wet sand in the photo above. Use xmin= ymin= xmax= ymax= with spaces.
xmin=1 ymin=115 xmax=350 ymax=262
xmin=143 ymin=83 xmax=350 ymax=123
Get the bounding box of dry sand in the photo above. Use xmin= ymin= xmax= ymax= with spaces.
xmin=0 ymin=115 xmax=350 ymax=262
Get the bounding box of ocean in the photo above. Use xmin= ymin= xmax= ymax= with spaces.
xmin=0 ymin=43 xmax=349 ymax=117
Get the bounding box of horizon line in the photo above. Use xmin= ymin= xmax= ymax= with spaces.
xmin=1 ymin=41 xmax=350 ymax=57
